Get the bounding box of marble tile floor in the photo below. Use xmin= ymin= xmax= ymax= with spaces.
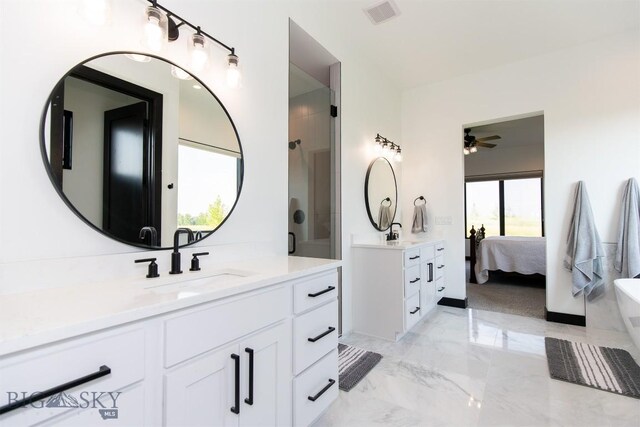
xmin=314 ymin=306 xmax=640 ymax=427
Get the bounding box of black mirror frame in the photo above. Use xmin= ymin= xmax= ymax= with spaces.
xmin=364 ymin=157 xmax=397 ymax=232
xmin=39 ymin=51 xmax=244 ymax=250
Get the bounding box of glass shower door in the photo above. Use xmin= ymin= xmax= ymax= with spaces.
xmin=288 ymin=64 xmax=337 ymax=260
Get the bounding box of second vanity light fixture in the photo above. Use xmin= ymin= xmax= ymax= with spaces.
xmin=374 ymin=133 xmax=402 ymax=162
xmin=138 ymin=0 xmax=241 ymax=88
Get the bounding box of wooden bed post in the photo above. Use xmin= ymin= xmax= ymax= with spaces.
xmin=469 ymin=225 xmax=477 ymax=284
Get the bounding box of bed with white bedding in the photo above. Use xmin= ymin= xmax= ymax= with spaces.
xmin=474 ymin=236 xmax=546 ymax=284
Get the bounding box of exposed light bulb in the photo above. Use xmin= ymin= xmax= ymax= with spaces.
xmin=143 ymin=6 xmax=167 ymax=53
xmin=470 ymin=145 xmax=478 ymax=153
xmin=189 ymin=33 xmax=208 ymax=72
xmin=227 ymin=53 xmax=241 ymax=88
xmin=381 ymin=143 xmax=390 ymax=155
xmin=374 ymin=142 xmax=382 ymax=153
xmin=463 ymin=147 xmax=470 ymax=155
xmin=171 ymin=65 xmax=193 ymax=80
xmin=125 ymin=53 xmax=151 ymax=63
xmin=394 ymin=149 xmax=402 ymax=162
xmin=79 ymin=0 xmax=111 ymax=26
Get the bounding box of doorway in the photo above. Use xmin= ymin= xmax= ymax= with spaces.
xmin=463 ymin=114 xmax=546 ymax=319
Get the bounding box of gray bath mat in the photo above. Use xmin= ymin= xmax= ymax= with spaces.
xmin=338 ymin=344 xmax=382 ymax=391
xmin=545 ymin=337 xmax=640 ymax=399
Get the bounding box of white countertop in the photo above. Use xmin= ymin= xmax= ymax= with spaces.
xmin=0 ymin=256 xmax=341 ymax=356
xmin=352 ymin=237 xmax=443 ymax=250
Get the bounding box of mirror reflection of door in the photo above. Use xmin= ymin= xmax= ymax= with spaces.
xmin=103 ymin=101 xmax=150 ymax=243
xmin=50 ymin=66 xmax=163 ymax=246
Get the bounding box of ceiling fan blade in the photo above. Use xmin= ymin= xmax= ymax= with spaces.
xmin=476 ymin=135 xmax=501 ymax=142
xmin=476 ymin=142 xmax=497 ymax=148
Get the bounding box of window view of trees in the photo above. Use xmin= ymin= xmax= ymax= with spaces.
xmin=178 ymin=196 xmax=227 ymax=230
xmin=466 ymin=177 xmax=542 ymax=237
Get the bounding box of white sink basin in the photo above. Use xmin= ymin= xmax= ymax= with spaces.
xmin=142 ymin=269 xmax=254 ymax=294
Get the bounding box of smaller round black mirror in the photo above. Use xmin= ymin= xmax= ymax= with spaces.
xmin=364 ymin=157 xmax=398 ymax=231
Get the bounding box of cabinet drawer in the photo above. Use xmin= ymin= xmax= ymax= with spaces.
xmin=420 ymin=244 xmax=435 ymax=261
xmin=403 ymin=264 xmax=421 ymax=297
xmin=435 ymin=256 xmax=445 ymax=280
xmin=164 ymin=286 xmax=288 ymax=367
xmin=293 ymin=349 xmax=338 ymax=427
xmin=293 ymin=301 xmax=338 ymax=375
xmin=436 ymin=278 xmax=446 ymax=297
xmin=0 ymin=328 xmax=145 ymax=426
xmin=404 ymin=293 xmax=421 ymax=331
xmin=404 ymin=248 xmax=421 ymax=267
xmin=293 ymin=271 xmax=338 ymax=314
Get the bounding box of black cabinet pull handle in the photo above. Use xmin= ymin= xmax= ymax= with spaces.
xmin=409 ymin=255 xmax=420 ymax=260
xmin=244 ymin=348 xmax=254 ymax=405
xmin=230 ymin=354 xmax=240 ymax=414
xmin=438 ymin=287 xmax=445 ymax=292
xmin=308 ymin=379 xmax=336 ymax=402
xmin=308 ymin=286 xmax=335 ymax=298
xmin=437 ymin=265 xmax=444 ymax=269
xmin=288 ymin=232 xmax=296 ymax=254
xmin=409 ymin=278 xmax=420 ymax=284
xmin=308 ymin=326 xmax=336 ymax=343
xmin=437 ymin=248 xmax=444 ymax=251
xmin=0 ymin=365 xmax=111 ymax=415
xmin=428 ymin=263 xmax=434 ymax=282
xmin=410 ymin=307 xmax=420 ymax=314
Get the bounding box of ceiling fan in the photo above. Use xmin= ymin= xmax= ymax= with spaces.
xmin=463 ymin=128 xmax=501 ymax=154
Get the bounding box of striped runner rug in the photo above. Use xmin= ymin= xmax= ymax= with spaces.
xmin=338 ymin=344 xmax=382 ymax=391
xmin=545 ymin=337 xmax=640 ymax=399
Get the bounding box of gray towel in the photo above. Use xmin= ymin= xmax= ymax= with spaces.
xmin=614 ymin=178 xmax=640 ymax=278
xmin=411 ymin=204 xmax=428 ymax=233
xmin=378 ymin=205 xmax=392 ymax=230
xmin=563 ymin=181 xmax=605 ymax=301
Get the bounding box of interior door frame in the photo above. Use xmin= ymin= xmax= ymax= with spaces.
xmin=69 ymin=65 xmax=164 ymax=242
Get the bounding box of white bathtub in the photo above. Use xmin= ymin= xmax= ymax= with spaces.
xmin=614 ymin=278 xmax=640 ymax=351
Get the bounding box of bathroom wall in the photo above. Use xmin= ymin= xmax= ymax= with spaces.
xmin=402 ymin=30 xmax=640 ymax=325
xmin=0 ymin=1 xmax=402 ymax=334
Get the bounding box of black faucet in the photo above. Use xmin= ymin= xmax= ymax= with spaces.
xmin=139 ymin=226 xmax=158 ymax=246
xmin=387 ymin=222 xmax=402 ymax=241
xmin=170 ymin=228 xmax=194 ymax=274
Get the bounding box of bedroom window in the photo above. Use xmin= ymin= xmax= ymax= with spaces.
xmin=465 ymin=176 xmax=543 ymax=237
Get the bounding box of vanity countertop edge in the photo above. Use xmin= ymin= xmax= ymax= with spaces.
xmin=0 ymin=255 xmax=341 ymax=357
xmin=352 ymin=237 xmax=443 ymax=250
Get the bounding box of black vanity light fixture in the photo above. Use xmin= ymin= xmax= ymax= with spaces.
xmin=141 ymin=0 xmax=241 ymax=88
xmin=82 ymin=0 xmax=241 ymax=88
xmin=374 ymin=133 xmax=402 ymax=162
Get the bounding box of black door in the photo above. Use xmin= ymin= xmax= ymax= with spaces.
xmin=103 ymin=101 xmax=150 ymax=243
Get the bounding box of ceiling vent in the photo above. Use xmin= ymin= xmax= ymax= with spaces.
xmin=364 ymin=0 xmax=401 ymax=25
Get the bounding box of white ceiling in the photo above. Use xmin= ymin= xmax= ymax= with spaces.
xmin=309 ymin=0 xmax=639 ymax=89
xmin=469 ymin=115 xmax=544 ymax=151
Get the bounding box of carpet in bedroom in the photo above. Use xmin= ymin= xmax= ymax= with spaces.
xmin=465 ymin=261 xmax=546 ymax=319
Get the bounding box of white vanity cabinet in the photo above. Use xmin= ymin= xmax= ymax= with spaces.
xmin=0 ymin=326 xmax=151 ymax=426
xmin=164 ymin=322 xmax=290 ymax=427
xmin=352 ymin=240 xmax=445 ymax=341
xmin=291 ymin=272 xmax=339 ymax=427
xmin=0 ymin=262 xmax=340 ymax=427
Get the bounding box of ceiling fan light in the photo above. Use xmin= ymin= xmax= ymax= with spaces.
xmin=463 ymin=147 xmax=470 ymax=155
xmin=470 ymin=146 xmax=478 ymax=153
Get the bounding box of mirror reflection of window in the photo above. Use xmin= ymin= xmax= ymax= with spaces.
xmin=177 ymin=141 xmax=239 ymax=232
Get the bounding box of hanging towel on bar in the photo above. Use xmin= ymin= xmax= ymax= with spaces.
xmin=411 ymin=204 xmax=428 ymax=233
xmin=378 ymin=205 xmax=392 ymax=230
xmin=564 ymin=181 xmax=605 ymax=300
xmin=614 ymin=178 xmax=640 ymax=278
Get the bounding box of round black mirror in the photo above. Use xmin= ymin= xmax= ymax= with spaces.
xmin=41 ymin=52 xmax=243 ymax=249
xmin=364 ymin=157 xmax=397 ymax=231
